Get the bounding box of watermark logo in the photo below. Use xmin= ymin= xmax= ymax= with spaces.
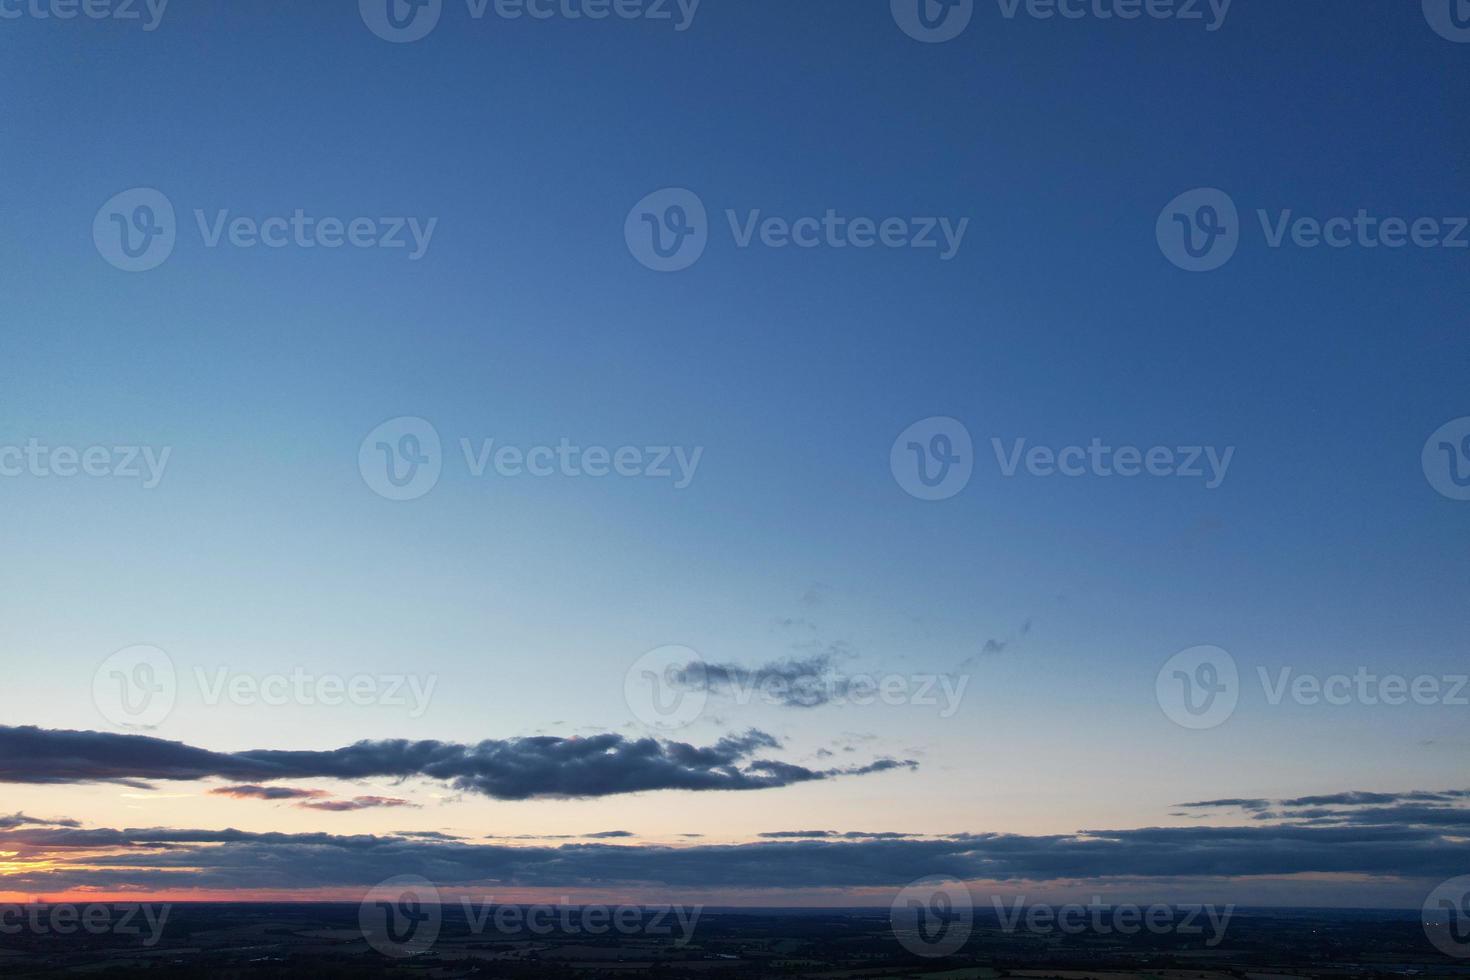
xmin=627 ymin=189 xmax=968 ymax=271
xmin=362 ymin=0 xmax=698 ymax=41
xmin=360 ymin=417 xmax=443 ymax=501
xmin=93 ymin=645 xmax=177 ymax=729
xmin=1157 ymin=187 xmax=1238 ymax=272
xmin=1425 ymin=876 xmax=1470 ymax=957
xmin=891 ymin=877 xmax=973 ymax=957
xmin=360 ymin=0 xmax=443 ymax=42
xmin=626 ymin=188 xmax=708 ymax=272
xmin=95 ymin=191 xmax=437 ymax=269
xmin=891 ymin=417 xmax=973 ymax=501
xmin=992 ymin=437 xmax=1233 ymax=487
xmin=1161 ymin=189 xmax=1470 ymax=271
xmin=361 ymin=876 xmax=443 ymax=958
xmin=892 ymin=0 xmax=974 ymax=42
xmin=0 ymin=904 xmax=171 ymax=947
xmin=1156 ymin=645 xmax=1238 ymax=729
xmin=94 ymin=188 xmax=176 ymax=272
xmin=1423 ymin=417 xmax=1470 ymax=501
xmin=990 ymin=897 xmax=1232 ymax=946
xmin=625 ymin=645 xmax=708 ymax=730
xmin=0 ymin=0 xmax=169 ymax=30
xmin=0 ymin=439 xmax=172 ymax=487
xmin=1424 ymin=0 xmax=1470 ymax=42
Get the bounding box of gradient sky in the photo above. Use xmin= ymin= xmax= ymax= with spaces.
xmin=0 ymin=0 xmax=1467 ymax=907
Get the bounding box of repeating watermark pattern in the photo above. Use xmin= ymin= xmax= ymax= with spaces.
xmin=0 ymin=439 xmax=171 ymax=487
xmin=361 ymin=876 xmax=443 ymax=958
xmin=1156 ymin=645 xmax=1239 ymax=730
xmin=891 ymin=417 xmax=974 ymax=501
xmin=892 ymin=418 xmax=1234 ymax=499
xmin=623 ymin=648 xmax=971 ymax=729
xmin=891 ymin=877 xmax=974 ymax=958
xmin=0 ymin=0 xmax=168 ymax=30
xmin=892 ymin=0 xmax=1231 ymax=42
xmin=93 ymin=188 xmax=176 ymax=272
xmin=0 ymin=904 xmax=171 ymax=947
xmin=991 ymin=896 xmax=1233 ymax=946
xmin=1158 ymin=646 xmax=1469 ymax=730
xmin=359 ymin=417 xmax=444 ymax=501
xmin=1259 ymin=667 xmax=1469 ymax=709
xmin=1424 ymin=0 xmax=1470 ymax=43
xmin=93 ymin=645 xmax=437 ymax=728
xmin=624 ymin=645 xmax=708 ymax=731
xmin=359 ymin=876 xmax=702 ymax=958
xmin=457 ymin=899 xmax=702 ymax=944
xmin=192 ymin=666 xmax=437 ymax=718
xmin=360 ymin=0 xmax=700 ymax=43
xmin=359 ymin=417 xmax=705 ymax=500
xmin=625 ymin=188 xmax=969 ymax=272
xmin=1423 ymin=417 xmax=1470 ymax=501
xmin=993 ymin=436 xmax=1233 ymax=488
xmin=93 ymin=645 xmax=178 ymax=729
xmin=94 ymin=189 xmax=437 ymax=271
xmin=624 ymin=188 xmax=708 ymax=272
xmin=892 ymin=0 xmax=974 ymax=42
xmin=1425 ymin=876 xmax=1470 ymax=958
xmin=1156 ymin=188 xmax=1239 ymax=272
xmin=1159 ymin=188 xmax=1470 ymax=272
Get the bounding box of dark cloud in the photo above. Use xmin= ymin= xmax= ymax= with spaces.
xmin=299 ymin=796 xmax=418 ymax=812
xmin=0 ymin=812 xmax=79 ymax=830
xmin=2 ymin=816 xmax=1467 ymax=894
xmin=210 ymin=785 xmax=328 ymax=802
xmin=758 ymin=830 xmax=919 ymax=839
xmin=584 ymin=831 xmax=634 ymax=839
xmin=0 ymin=726 xmax=912 ymax=801
xmin=672 ymin=655 xmax=848 ymax=708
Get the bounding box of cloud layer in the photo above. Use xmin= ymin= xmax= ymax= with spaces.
xmin=0 ymin=725 xmax=913 ymax=801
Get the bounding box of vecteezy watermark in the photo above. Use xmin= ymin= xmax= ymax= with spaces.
xmin=93 ymin=645 xmax=178 ymax=729
xmin=1424 ymin=0 xmax=1470 ymax=43
xmin=192 ymin=666 xmax=437 ymax=719
xmin=361 ymin=876 xmax=443 ymax=958
xmin=891 ymin=0 xmax=1231 ymax=43
xmin=0 ymin=904 xmax=172 ymax=948
xmin=1157 ymin=645 xmax=1470 ymax=730
xmin=992 ymin=436 xmax=1234 ymax=488
xmin=359 ymin=876 xmax=703 ymax=958
xmin=891 ymin=417 xmax=974 ymax=501
xmin=990 ymin=897 xmax=1234 ymax=947
xmin=625 ymin=188 xmax=969 ymax=272
xmin=1425 ymin=876 xmax=1470 ymax=958
xmin=459 ymin=899 xmax=702 ymax=944
xmin=1157 ymin=645 xmax=1239 ymax=729
xmin=1158 ymin=187 xmax=1470 ymax=272
xmin=892 ymin=418 xmax=1234 ymax=500
xmin=891 ymin=877 xmax=973 ymax=957
xmin=359 ymin=417 xmax=443 ymax=501
xmin=1423 ymin=417 xmax=1470 ymax=501
xmin=92 ymin=645 xmax=437 ymax=728
xmin=359 ymin=0 xmax=700 ymax=43
xmin=93 ymin=188 xmax=437 ymax=272
xmin=624 ymin=645 xmax=708 ymax=731
xmin=623 ymin=646 xmax=971 ymax=729
xmin=0 ymin=0 xmax=168 ymax=30
xmin=358 ymin=416 xmax=704 ymax=501
xmin=0 ymin=439 xmax=171 ymax=488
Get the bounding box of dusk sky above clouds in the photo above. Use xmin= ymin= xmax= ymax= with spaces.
xmin=0 ymin=0 xmax=1467 ymax=907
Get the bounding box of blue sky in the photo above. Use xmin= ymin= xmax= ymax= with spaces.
xmin=0 ymin=0 xmax=1468 ymax=906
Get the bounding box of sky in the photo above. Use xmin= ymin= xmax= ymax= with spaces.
xmin=0 ymin=0 xmax=1468 ymax=911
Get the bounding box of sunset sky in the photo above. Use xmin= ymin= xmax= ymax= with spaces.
xmin=1 ymin=1 xmax=1467 ymax=908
